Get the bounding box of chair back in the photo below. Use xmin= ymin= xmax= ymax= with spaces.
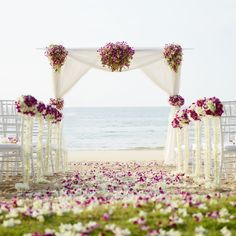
xmin=220 ymin=116 xmax=236 ymax=145
xmin=222 ymin=101 xmax=236 ymax=117
xmin=0 ymin=100 xmax=21 ymax=141
xmin=221 ymin=101 xmax=236 ymax=145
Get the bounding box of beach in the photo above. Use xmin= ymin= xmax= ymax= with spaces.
xmin=68 ymin=148 xmax=165 ymax=162
xmin=1 ymin=148 xmax=236 ymax=200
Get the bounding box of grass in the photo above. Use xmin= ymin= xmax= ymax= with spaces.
xmin=0 ymin=196 xmax=236 ymax=235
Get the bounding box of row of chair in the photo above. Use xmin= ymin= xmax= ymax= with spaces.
xmin=0 ymin=100 xmax=67 ymax=183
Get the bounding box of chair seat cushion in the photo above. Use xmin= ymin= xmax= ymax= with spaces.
xmin=224 ymin=144 xmax=236 ymax=151
xmin=0 ymin=143 xmax=21 ymax=149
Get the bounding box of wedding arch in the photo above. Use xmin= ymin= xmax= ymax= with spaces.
xmin=44 ymin=43 xmax=186 ymax=165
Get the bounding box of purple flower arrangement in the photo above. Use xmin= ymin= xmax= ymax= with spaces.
xmin=172 ymin=109 xmax=190 ymax=129
xmin=163 ymin=44 xmax=182 ymax=72
xmin=97 ymin=42 xmax=135 ymax=72
xmin=171 ymin=117 xmax=182 ymax=129
xmin=49 ymin=98 xmax=64 ymax=110
xmin=16 ymin=96 xmax=63 ymax=123
xmin=187 ymin=103 xmax=201 ymax=121
xmin=45 ymin=44 xmax=68 ymax=72
xmin=15 ymin=95 xmax=38 ymax=116
xmin=169 ymin=95 xmax=185 ymax=107
xmin=203 ymin=97 xmax=224 ymax=117
xmin=44 ymin=105 xmax=62 ymax=123
xmin=171 ymin=96 xmax=224 ymax=129
xmin=36 ymin=102 xmax=46 ymax=117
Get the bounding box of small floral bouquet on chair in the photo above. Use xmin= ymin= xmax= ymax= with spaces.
xmin=36 ymin=102 xmax=46 ymax=117
xmin=168 ymin=95 xmax=185 ymax=107
xmin=44 ymin=105 xmax=63 ymax=123
xmin=0 ymin=137 xmax=18 ymax=144
xmin=172 ymin=109 xmax=190 ymax=129
xmin=203 ymin=97 xmax=224 ymax=117
xmin=50 ymin=98 xmax=64 ymax=110
xmin=15 ymin=95 xmax=38 ymax=116
xmin=187 ymin=103 xmax=202 ymax=121
xmin=45 ymin=44 xmax=68 ymax=72
xmin=97 ymin=42 xmax=135 ymax=72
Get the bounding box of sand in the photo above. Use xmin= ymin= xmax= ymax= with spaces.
xmin=68 ymin=148 xmax=165 ymax=162
xmin=0 ymin=149 xmax=236 ymax=199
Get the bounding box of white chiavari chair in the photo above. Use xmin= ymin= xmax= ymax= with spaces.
xmin=220 ymin=101 xmax=236 ymax=179
xmin=0 ymin=100 xmax=23 ymax=181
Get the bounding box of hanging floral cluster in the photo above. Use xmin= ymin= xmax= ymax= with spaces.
xmin=168 ymin=95 xmax=185 ymax=107
xmin=50 ymin=98 xmax=64 ymax=110
xmin=163 ymin=44 xmax=182 ymax=72
xmin=15 ymin=96 xmax=63 ymax=123
xmin=97 ymin=42 xmax=135 ymax=72
xmin=45 ymin=45 xmax=68 ymax=72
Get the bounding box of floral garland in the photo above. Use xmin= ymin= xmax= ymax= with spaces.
xmin=172 ymin=109 xmax=190 ymax=173
xmin=163 ymin=44 xmax=182 ymax=72
xmin=169 ymin=95 xmax=184 ymax=107
xmin=15 ymin=95 xmax=38 ymax=116
xmin=50 ymin=98 xmax=64 ymax=110
xmin=45 ymin=45 xmax=68 ymax=72
xmin=203 ymin=97 xmax=223 ymax=187
xmin=97 ymin=42 xmax=135 ymax=72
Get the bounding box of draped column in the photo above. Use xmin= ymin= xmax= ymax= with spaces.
xmin=141 ymin=59 xmax=181 ymax=165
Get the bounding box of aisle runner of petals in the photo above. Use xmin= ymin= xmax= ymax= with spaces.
xmin=0 ymin=162 xmax=235 ymax=235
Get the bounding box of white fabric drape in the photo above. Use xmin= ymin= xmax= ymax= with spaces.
xmin=52 ymin=48 xmax=181 ymax=165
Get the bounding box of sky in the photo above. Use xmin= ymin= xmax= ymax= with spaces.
xmin=0 ymin=0 xmax=235 ymax=107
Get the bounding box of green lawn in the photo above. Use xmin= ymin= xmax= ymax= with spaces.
xmin=0 ymin=195 xmax=236 ymax=236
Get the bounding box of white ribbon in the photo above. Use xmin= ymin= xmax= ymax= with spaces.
xmin=55 ymin=123 xmax=61 ymax=172
xmin=213 ymin=117 xmax=220 ymax=187
xmin=176 ymin=128 xmax=182 ymax=172
xmin=23 ymin=116 xmax=33 ymax=183
xmin=36 ymin=117 xmax=44 ymax=180
xmin=45 ymin=121 xmax=52 ymax=175
xmin=58 ymin=123 xmax=64 ymax=172
xmin=194 ymin=121 xmax=201 ymax=177
xmin=203 ymin=117 xmax=211 ymax=181
xmin=183 ymin=126 xmax=189 ymax=173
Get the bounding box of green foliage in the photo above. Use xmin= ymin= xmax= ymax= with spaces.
xmin=0 ymin=196 xmax=236 ymax=235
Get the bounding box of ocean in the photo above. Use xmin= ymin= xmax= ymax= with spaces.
xmin=63 ymin=107 xmax=170 ymax=150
